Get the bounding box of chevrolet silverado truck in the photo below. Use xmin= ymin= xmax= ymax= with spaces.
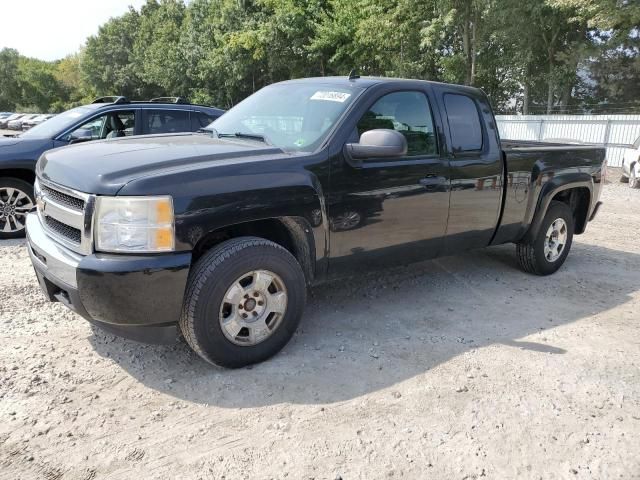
xmin=26 ymin=77 xmax=605 ymax=368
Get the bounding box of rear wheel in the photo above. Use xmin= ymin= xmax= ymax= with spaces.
xmin=0 ymin=178 xmax=35 ymax=239
xmin=516 ymin=201 xmax=574 ymax=275
xmin=179 ymin=236 xmax=306 ymax=368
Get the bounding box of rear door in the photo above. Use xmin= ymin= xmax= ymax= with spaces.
xmin=434 ymin=85 xmax=504 ymax=253
xmin=142 ymin=109 xmax=192 ymax=135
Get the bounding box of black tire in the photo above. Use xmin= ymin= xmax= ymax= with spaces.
xmin=516 ymin=201 xmax=574 ymax=276
xmin=179 ymin=236 xmax=306 ymax=368
xmin=0 ymin=177 xmax=35 ymax=239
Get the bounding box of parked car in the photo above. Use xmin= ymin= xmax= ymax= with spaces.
xmin=26 ymin=76 xmax=605 ymax=368
xmin=621 ymin=135 xmax=640 ymax=188
xmin=22 ymin=114 xmax=55 ymax=131
xmin=0 ymin=113 xmax=25 ymax=129
xmin=0 ymin=112 xmax=13 ymax=121
xmin=0 ymin=96 xmax=223 ymax=237
xmin=8 ymin=113 xmax=40 ymax=131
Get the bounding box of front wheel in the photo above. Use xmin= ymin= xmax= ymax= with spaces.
xmin=0 ymin=177 xmax=35 ymax=239
xmin=516 ymin=201 xmax=575 ymax=275
xmin=179 ymin=237 xmax=306 ymax=368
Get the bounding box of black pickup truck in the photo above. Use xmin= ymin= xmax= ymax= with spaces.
xmin=26 ymin=77 xmax=606 ymax=367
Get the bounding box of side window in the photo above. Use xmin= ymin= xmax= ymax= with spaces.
xmin=193 ymin=111 xmax=217 ymax=130
xmin=357 ymin=91 xmax=437 ymax=156
xmin=146 ymin=110 xmax=190 ymax=134
xmin=65 ymin=110 xmax=136 ymax=141
xmin=444 ymin=94 xmax=483 ymax=152
xmin=72 ymin=115 xmax=106 ymax=140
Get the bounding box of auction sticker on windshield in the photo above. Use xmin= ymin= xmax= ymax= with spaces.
xmin=310 ymin=91 xmax=351 ymax=103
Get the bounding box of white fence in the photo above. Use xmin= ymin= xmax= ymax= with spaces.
xmin=495 ymin=115 xmax=640 ymax=167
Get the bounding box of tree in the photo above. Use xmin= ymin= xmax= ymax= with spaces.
xmin=17 ymin=57 xmax=66 ymax=112
xmin=0 ymin=0 xmax=637 ymax=114
xmin=81 ymin=7 xmax=149 ymax=98
xmin=0 ymin=48 xmax=21 ymax=111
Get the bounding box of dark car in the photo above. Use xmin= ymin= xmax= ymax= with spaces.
xmin=0 ymin=96 xmax=223 ymax=238
xmin=26 ymin=77 xmax=605 ymax=368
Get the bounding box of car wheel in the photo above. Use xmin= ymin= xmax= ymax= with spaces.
xmin=179 ymin=236 xmax=306 ymax=368
xmin=330 ymin=210 xmax=362 ymax=231
xmin=516 ymin=201 xmax=574 ymax=276
xmin=629 ymin=166 xmax=640 ymax=189
xmin=0 ymin=177 xmax=35 ymax=239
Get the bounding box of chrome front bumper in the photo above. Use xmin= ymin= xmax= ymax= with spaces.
xmin=26 ymin=210 xmax=191 ymax=344
xmin=26 ymin=212 xmax=82 ymax=288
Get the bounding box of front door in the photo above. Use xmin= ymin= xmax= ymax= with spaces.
xmin=327 ymin=88 xmax=450 ymax=276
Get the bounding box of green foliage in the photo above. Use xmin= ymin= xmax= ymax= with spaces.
xmin=0 ymin=0 xmax=637 ymax=114
xmin=0 ymin=48 xmax=21 ymax=111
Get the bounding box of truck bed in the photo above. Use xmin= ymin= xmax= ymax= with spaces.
xmin=492 ymin=139 xmax=606 ymax=246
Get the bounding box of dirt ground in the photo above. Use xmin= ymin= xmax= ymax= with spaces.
xmin=1 ymin=176 xmax=639 ymax=480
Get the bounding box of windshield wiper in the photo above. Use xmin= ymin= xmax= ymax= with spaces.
xmin=217 ymin=132 xmax=270 ymax=144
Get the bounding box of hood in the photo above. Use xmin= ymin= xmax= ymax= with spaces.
xmin=37 ymin=133 xmax=287 ymax=195
xmin=0 ymin=136 xmax=53 ymax=162
xmin=0 ymin=136 xmax=22 ymax=147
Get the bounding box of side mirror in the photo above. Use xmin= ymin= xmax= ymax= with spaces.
xmin=69 ymin=128 xmax=93 ymax=144
xmin=345 ymin=129 xmax=407 ymax=165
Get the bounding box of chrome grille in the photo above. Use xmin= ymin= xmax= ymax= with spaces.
xmin=44 ymin=216 xmax=82 ymax=243
xmin=35 ymin=179 xmax=94 ymax=255
xmin=40 ymin=184 xmax=85 ymax=211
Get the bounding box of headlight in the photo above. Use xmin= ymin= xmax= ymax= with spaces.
xmin=95 ymin=196 xmax=174 ymax=253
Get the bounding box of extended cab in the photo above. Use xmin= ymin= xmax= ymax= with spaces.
xmin=26 ymin=77 xmax=606 ymax=367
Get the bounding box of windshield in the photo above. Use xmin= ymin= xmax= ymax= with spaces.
xmin=21 ymin=106 xmax=93 ymax=138
xmin=207 ymin=83 xmax=362 ymax=152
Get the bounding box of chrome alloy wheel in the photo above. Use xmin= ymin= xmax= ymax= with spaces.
xmin=0 ymin=187 xmax=34 ymax=233
xmin=544 ymin=218 xmax=568 ymax=262
xmin=219 ymin=270 xmax=288 ymax=346
xmin=331 ymin=210 xmax=361 ymax=231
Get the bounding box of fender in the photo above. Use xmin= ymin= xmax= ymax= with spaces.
xmin=179 ymin=180 xmax=326 ymax=283
xmin=523 ymin=172 xmax=593 ymax=243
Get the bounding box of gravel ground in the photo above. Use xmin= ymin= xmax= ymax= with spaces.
xmin=1 ymin=179 xmax=639 ymax=480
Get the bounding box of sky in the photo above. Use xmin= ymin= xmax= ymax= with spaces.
xmin=0 ymin=0 xmax=148 ymax=61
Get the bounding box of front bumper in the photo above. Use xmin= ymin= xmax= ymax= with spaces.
xmin=26 ymin=213 xmax=192 ymax=344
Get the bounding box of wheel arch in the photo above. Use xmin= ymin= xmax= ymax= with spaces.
xmin=0 ymin=168 xmax=36 ymax=185
xmin=523 ymin=179 xmax=593 ymax=242
xmin=191 ymin=216 xmax=317 ymax=285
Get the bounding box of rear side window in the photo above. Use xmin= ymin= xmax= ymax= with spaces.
xmin=146 ymin=110 xmax=190 ymax=134
xmin=444 ymin=94 xmax=483 ymax=152
xmin=193 ymin=111 xmax=218 ymax=130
